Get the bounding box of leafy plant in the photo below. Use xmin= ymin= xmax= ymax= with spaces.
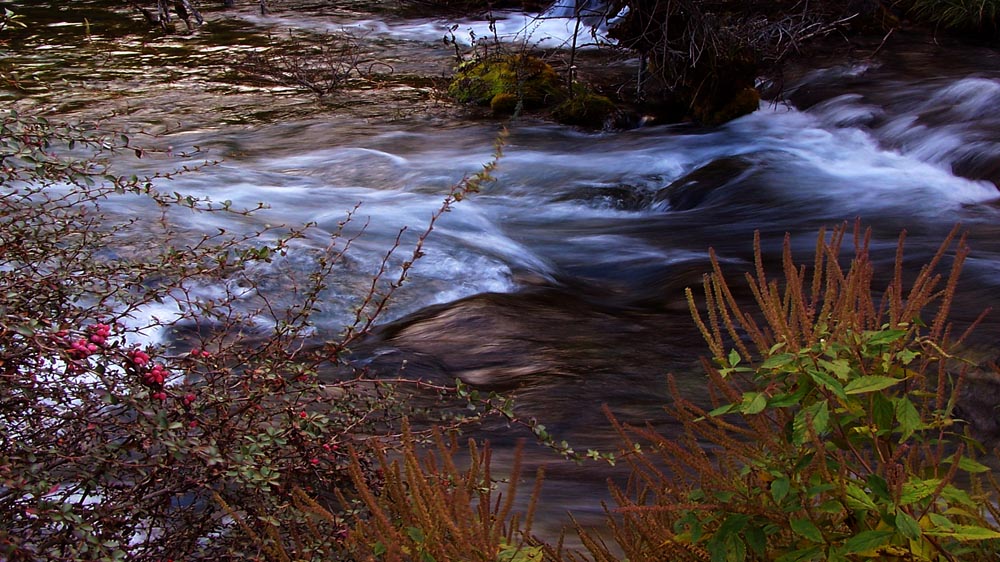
xmin=578 ymin=223 xmax=1000 ymax=561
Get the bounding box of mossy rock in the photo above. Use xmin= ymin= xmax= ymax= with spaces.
xmin=490 ymin=92 xmax=519 ymax=115
xmin=448 ymin=55 xmax=566 ymax=111
xmin=552 ymin=92 xmax=617 ymax=128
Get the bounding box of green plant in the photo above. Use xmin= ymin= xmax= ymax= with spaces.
xmin=579 ymin=224 xmax=1000 ymax=561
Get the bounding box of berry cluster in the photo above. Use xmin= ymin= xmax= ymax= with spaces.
xmin=65 ymin=322 xmax=112 ymax=359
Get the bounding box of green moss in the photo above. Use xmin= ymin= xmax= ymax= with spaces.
xmin=448 ymin=55 xmax=565 ymax=110
xmin=552 ymin=91 xmax=617 ymax=128
xmin=489 ymin=92 xmax=519 ymax=115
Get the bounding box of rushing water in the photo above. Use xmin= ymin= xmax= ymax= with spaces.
xmin=6 ymin=0 xmax=1000 ymax=541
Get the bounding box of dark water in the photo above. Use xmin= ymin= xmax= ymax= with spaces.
xmin=5 ymin=1 xmax=1000 ymax=541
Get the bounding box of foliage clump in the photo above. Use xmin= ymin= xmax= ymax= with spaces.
xmin=574 ymin=224 xmax=1000 ymax=561
xmin=552 ymin=88 xmax=617 ymax=128
xmin=448 ymin=55 xmax=566 ymax=115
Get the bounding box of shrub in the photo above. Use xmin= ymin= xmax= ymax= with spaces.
xmin=576 ymin=223 xmax=1000 ymax=561
xmin=0 ymin=108 xmax=503 ymax=560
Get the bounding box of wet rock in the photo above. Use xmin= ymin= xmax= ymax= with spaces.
xmin=653 ymin=156 xmax=755 ymax=211
xmin=356 ymin=289 xmax=703 ymax=394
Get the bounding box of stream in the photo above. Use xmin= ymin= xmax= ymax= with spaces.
xmin=5 ymin=0 xmax=1000 ymax=541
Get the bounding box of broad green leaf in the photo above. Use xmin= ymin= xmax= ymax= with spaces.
xmin=896 ymin=348 xmax=919 ymax=365
xmin=406 ymin=526 xmax=425 ymax=543
xmin=707 ymin=403 xmax=736 ymax=417
xmin=871 ymin=392 xmax=895 ymax=433
xmin=761 ymin=353 xmax=796 ymax=370
xmin=895 ymin=511 xmax=921 ymax=540
xmin=771 ymin=477 xmax=791 ymax=503
xmin=924 ymin=525 xmax=1000 ymax=540
xmin=864 ymin=329 xmax=908 ymax=347
xmin=806 ymin=368 xmax=847 ymax=399
xmin=893 ymin=397 xmax=921 ymax=442
xmin=741 ymin=392 xmax=768 ymax=415
xmin=818 ymin=358 xmax=853 ymax=380
xmin=790 ymin=518 xmax=824 ymax=543
xmin=866 ymin=474 xmax=891 ymax=502
xmin=943 ymin=453 xmax=991 ymax=474
xmin=818 ymin=499 xmax=844 ymax=513
xmin=707 ymin=514 xmax=748 ymax=562
xmin=927 ymin=513 xmax=955 ymax=530
xmin=844 ymin=483 xmax=877 ymax=511
xmin=728 ymin=349 xmax=741 ymax=367
xmin=793 ymin=400 xmax=830 ymax=445
xmin=842 ymin=529 xmax=894 ymax=554
xmin=938 ymin=484 xmax=976 ymax=507
xmin=900 ymin=478 xmax=941 ymax=505
xmin=844 ymin=376 xmax=901 ymax=395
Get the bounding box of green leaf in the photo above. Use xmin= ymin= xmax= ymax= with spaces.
xmin=943 ymin=453 xmax=991 ymax=474
xmin=707 ymin=403 xmax=736 ymax=417
xmin=924 ymin=525 xmax=1000 ymax=540
xmin=870 ymin=392 xmax=895 ymax=435
xmin=806 ymin=368 xmax=847 ymax=399
xmin=899 ymin=478 xmax=941 ymax=505
xmin=864 ymin=329 xmax=908 ymax=347
xmin=844 ymin=376 xmax=901 ymax=395
xmin=761 ymin=353 xmax=796 ymax=370
xmin=771 ymin=477 xmax=791 ymax=503
xmin=707 ymin=514 xmax=749 ymax=562
xmin=818 ymin=499 xmax=843 ymax=513
xmin=817 ymin=358 xmax=853 ymax=380
xmin=728 ymin=349 xmax=741 ymax=367
xmin=844 ymin=483 xmax=877 ymax=511
xmin=790 ymin=518 xmax=824 ymax=543
xmin=741 ymin=392 xmax=768 ymax=415
xmin=406 ymin=526 xmax=425 ymax=543
xmin=842 ymin=529 xmax=894 ymax=554
xmin=793 ymin=400 xmax=830 ymax=445
xmin=894 ymin=511 xmax=921 ymax=540
xmin=866 ymin=474 xmax=891 ymax=502
xmin=893 ymin=397 xmax=921 ymax=442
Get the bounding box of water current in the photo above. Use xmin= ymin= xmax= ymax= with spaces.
xmin=6 ymin=0 xmax=1000 ymax=540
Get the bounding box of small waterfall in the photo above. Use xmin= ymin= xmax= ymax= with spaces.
xmin=543 ymin=0 xmax=612 ymax=26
